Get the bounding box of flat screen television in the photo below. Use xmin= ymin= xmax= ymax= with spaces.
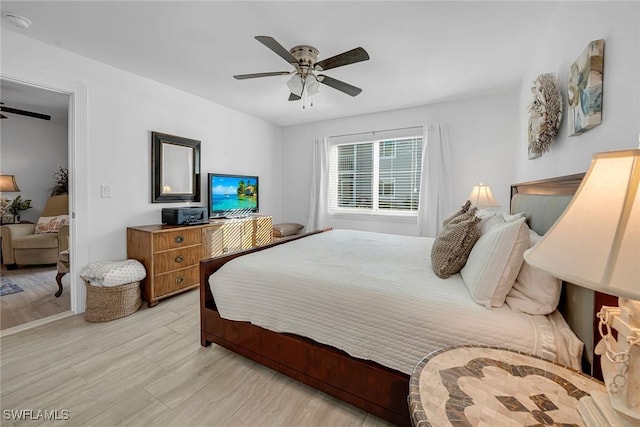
xmin=208 ymin=173 xmax=259 ymax=218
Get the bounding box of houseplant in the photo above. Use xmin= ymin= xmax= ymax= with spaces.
xmin=0 ymin=195 xmax=32 ymax=224
xmin=49 ymin=167 xmax=68 ymax=196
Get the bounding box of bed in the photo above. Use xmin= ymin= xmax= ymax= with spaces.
xmin=199 ymin=173 xmax=604 ymax=426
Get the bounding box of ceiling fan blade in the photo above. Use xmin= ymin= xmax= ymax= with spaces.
xmin=288 ymin=93 xmax=301 ymax=101
xmin=0 ymin=106 xmax=51 ymax=120
xmin=318 ymin=75 xmax=363 ymax=97
xmin=233 ymin=71 xmax=291 ymax=80
xmin=314 ymin=47 xmax=369 ymax=71
xmin=255 ymin=36 xmax=298 ymax=65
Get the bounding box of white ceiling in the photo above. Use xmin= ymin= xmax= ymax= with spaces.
xmin=1 ymin=1 xmax=556 ymax=127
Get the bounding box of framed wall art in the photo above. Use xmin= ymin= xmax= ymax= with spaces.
xmin=568 ymin=39 xmax=604 ymax=136
xmin=528 ymin=73 xmax=563 ymax=159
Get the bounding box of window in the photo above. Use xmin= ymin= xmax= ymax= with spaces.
xmin=329 ymin=135 xmax=423 ymax=215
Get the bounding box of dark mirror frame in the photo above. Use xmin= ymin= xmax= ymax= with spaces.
xmin=151 ymin=131 xmax=201 ymax=203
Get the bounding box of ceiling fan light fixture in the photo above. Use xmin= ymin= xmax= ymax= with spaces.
xmin=235 ymin=36 xmax=369 ymax=104
xmin=2 ymin=12 xmax=32 ymax=29
xmin=305 ymin=75 xmax=320 ymax=96
xmin=287 ymin=74 xmax=304 ymax=97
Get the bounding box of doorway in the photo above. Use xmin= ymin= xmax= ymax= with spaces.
xmin=0 ymin=80 xmax=71 ymax=330
xmin=0 ymin=66 xmax=87 ymax=333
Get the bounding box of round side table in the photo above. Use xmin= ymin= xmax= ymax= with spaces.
xmin=408 ymin=345 xmax=606 ymax=426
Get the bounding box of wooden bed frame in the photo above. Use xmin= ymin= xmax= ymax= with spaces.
xmin=200 ymin=173 xmax=611 ymax=426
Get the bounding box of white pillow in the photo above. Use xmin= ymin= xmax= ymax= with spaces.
xmin=460 ymin=216 xmax=529 ymax=308
xmin=478 ymin=212 xmax=502 ymax=234
xmin=34 ymin=215 xmax=69 ymax=233
xmin=503 ymin=212 xmax=526 ymax=222
xmin=506 ymin=230 xmax=562 ymax=315
xmin=476 ymin=210 xmax=526 ymax=235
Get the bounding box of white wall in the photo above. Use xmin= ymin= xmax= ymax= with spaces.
xmin=2 ymin=30 xmax=282 ymax=265
xmin=282 ymin=2 xmax=640 ymax=235
xmin=281 ymin=89 xmax=521 ymax=235
xmin=516 ymin=1 xmax=640 ymax=181
xmin=1 ymin=111 xmax=68 ymax=223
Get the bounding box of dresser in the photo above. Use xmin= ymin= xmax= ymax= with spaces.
xmin=127 ymin=215 xmax=273 ymax=306
xmin=205 ymin=215 xmax=273 ymax=258
xmin=127 ymin=224 xmax=213 ymax=307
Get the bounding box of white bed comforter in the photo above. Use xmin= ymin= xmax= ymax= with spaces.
xmin=209 ymin=229 xmax=581 ymax=374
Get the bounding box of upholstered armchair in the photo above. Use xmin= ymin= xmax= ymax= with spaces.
xmin=1 ymin=195 xmax=69 ymax=269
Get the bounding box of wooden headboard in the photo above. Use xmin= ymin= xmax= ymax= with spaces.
xmin=510 ymin=173 xmax=613 ymax=378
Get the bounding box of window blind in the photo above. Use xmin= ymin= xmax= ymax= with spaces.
xmin=328 ymin=128 xmax=423 ymax=215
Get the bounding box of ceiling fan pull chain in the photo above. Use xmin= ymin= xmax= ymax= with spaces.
xmin=302 ymin=80 xmax=307 ymax=109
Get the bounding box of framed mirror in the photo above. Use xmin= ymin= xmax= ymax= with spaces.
xmin=151 ymin=131 xmax=201 ymax=203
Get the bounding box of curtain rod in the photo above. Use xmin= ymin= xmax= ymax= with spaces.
xmin=328 ymin=125 xmax=424 ymax=139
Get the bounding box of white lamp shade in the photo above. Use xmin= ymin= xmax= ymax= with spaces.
xmin=524 ymin=149 xmax=640 ymax=300
xmin=305 ymin=75 xmax=320 ymax=96
xmin=287 ymin=74 xmax=303 ymax=97
xmin=0 ymin=174 xmax=20 ymax=192
xmin=468 ymin=182 xmax=500 ymax=208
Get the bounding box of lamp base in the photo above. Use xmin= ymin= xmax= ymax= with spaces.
xmin=578 ymin=391 xmax=637 ymax=427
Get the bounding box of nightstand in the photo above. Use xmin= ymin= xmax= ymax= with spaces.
xmin=408 ymin=345 xmax=606 ymax=426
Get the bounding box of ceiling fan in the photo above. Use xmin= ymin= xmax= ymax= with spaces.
xmin=233 ymin=36 xmax=369 ymax=105
xmin=0 ymin=102 xmax=51 ymax=120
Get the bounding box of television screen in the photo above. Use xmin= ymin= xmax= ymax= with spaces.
xmin=208 ymin=173 xmax=259 ymax=218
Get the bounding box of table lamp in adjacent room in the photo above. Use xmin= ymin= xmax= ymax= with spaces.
xmin=468 ymin=182 xmax=500 ymax=208
xmin=524 ymin=149 xmax=639 ymax=427
xmin=0 ymin=174 xmax=21 ymax=193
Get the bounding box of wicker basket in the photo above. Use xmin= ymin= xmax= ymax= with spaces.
xmin=84 ymin=280 xmax=142 ymax=322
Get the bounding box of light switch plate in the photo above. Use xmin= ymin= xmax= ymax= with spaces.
xmin=100 ymin=184 xmax=112 ymax=198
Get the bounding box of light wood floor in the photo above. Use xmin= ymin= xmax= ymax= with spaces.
xmin=1 ymin=265 xmax=71 ymax=330
xmin=0 ymin=289 xmax=393 ymax=426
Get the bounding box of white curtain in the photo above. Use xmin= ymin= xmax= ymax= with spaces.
xmin=417 ymin=124 xmax=453 ymax=237
xmin=306 ymin=137 xmax=329 ymax=231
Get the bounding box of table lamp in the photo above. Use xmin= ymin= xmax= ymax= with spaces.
xmin=0 ymin=174 xmax=21 ymax=193
xmin=467 ymin=182 xmax=500 ymax=208
xmin=524 ymin=148 xmax=639 ymax=427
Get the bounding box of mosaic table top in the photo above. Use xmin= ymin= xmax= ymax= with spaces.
xmin=408 ymin=345 xmax=606 ymax=427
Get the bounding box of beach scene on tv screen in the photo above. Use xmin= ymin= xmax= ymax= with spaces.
xmin=211 ymin=176 xmax=258 ymax=211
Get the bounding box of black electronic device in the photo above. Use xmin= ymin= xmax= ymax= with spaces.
xmin=162 ymin=207 xmax=208 ymax=226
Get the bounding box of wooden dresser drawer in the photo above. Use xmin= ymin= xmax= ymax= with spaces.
xmin=153 ymin=246 xmax=202 ymax=274
xmin=153 ymin=228 xmax=201 ymax=251
xmin=253 ymin=216 xmax=273 ymax=247
xmin=154 ymin=265 xmax=199 ymax=296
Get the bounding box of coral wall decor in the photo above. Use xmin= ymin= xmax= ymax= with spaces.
xmin=528 ymin=73 xmax=563 ymax=159
xmin=568 ymin=39 xmax=604 ymax=136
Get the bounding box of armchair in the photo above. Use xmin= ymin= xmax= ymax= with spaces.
xmin=1 ymin=195 xmax=69 ymax=269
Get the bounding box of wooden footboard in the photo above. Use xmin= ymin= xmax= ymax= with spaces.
xmin=199 ymin=229 xmax=411 ymax=426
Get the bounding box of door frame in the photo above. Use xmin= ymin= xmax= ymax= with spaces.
xmin=2 ymin=62 xmax=88 ymax=313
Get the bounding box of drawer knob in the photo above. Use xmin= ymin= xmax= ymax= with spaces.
xmin=175 ymin=255 xmax=184 ymax=263
xmin=174 ymin=235 xmax=184 ymax=243
xmin=176 ymin=276 xmax=184 ymax=284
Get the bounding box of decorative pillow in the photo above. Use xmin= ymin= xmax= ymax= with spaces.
xmin=460 ymin=217 xmax=529 ymax=307
xmin=431 ymin=215 xmax=481 ymax=279
xmin=442 ymin=200 xmax=472 ymax=228
xmin=35 ymin=215 xmax=69 ymax=234
xmin=506 ymin=229 xmax=562 ymax=315
xmin=273 ymin=223 xmax=304 ymax=237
